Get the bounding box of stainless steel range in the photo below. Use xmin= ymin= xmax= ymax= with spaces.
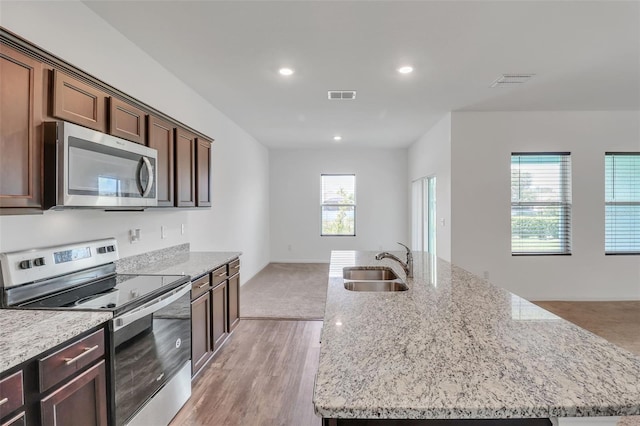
xmin=0 ymin=238 xmax=191 ymax=426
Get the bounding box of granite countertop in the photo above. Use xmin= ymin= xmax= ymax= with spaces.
xmin=313 ymin=250 xmax=640 ymax=420
xmin=0 ymin=309 xmax=112 ymax=373
xmin=129 ymin=251 xmax=242 ymax=278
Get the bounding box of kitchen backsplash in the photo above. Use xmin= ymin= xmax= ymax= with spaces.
xmin=116 ymin=243 xmax=190 ymax=273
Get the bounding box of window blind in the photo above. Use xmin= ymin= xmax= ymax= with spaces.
xmin=605 ymin=153 xmax=640 ymax=254
xmin=511 ymin=153 xmax=571 ymax=255
xmin=321 ymin=174 xmax=355 ymax=236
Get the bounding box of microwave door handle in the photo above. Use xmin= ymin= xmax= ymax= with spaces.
xmin=113 ymin=283 xmax=190 ymax=332
xmin=137 ymin=156 xmax=154 ymax=198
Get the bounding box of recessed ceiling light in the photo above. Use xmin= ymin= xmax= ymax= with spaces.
xmin=333 ymin=136 xmax=342 ymax=141
xmin=279 ymin=67 xmax=294 ymax=76
xmin=398 ymin=66 xmax=414 ymax=74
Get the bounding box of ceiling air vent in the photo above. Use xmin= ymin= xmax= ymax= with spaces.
xmin=490 ymin=74 xmax=535 ymax=88
xmin=328 ymin=90 xmax=356 ymax=100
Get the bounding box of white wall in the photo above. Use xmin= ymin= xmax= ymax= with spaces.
xmin=0 ymin=1 xmax=270 ymax=282
xmin=270 ymin=148 xmax=408 ymax=262
xmin=450 ymin=111 xmax=640 ymax=301
xmin=407 ymin=113 xmax=452 ymax=261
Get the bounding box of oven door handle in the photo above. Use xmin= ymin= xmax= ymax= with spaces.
xmin=113 ymin=283 xmax=190 ymax=331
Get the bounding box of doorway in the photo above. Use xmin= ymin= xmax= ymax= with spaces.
xmin=411 ymin=176 xmax=436 ymax=255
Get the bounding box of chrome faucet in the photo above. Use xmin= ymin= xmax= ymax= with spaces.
xmin=375 ymin=242 xmax=413 ymax=278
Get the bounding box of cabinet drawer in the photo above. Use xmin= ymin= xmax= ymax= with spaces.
xmin=0 ymin=371 xmax=23 ymax=419
xmin=1 ymin=411 xmax=25 ymax=426
xmin=38 ymin=329 xmax=105 ymax=392
xmin=211 ymin=265 xmax=227 ymax=286
xmin=228 ymin=259 xmax=240 ymax=276
xmin=191 ymin=274 xmax=211 ymax=299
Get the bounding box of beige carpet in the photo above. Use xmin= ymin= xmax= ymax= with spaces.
xmin=240 ymin=263 xmax=329 ymax=320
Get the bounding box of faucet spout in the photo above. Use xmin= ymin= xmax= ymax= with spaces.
xmin=375 ymin=242 xmax=414 ymax=278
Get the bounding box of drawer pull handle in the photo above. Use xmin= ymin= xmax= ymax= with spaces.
xmin=0 ymin=397 xmax=8 ymax=406
xmin=64 ymin=345 xmax=99 ymax=365
xmin=232 ymin=265 xmax=240 ymax=270
xmin=197 ymin=282 xmax=209 ymax=289
xmin=216 ymin=272 xmax=227 ymax=277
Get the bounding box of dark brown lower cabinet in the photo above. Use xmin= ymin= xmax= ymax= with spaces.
xmin=40 ymin=361 xmax=108 ymax=426
xmin=228 ymin=272 xmax=240 ymax=332
xmin=1 ymin=412 xmax=25 ymax=426
xmin=212 ymin=282 xmax=228 ymax=350
xmin=191 ymin=291 xmax=212 ymax=374
xmin=190 ymin=259 xmax=240 ymax=378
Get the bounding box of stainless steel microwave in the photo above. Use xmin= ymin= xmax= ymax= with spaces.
xmin=44 ymin=121 xmax=158 ymax=209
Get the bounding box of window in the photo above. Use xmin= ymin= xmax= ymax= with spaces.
xmin=605 ymin=153 xmax=640 ymax=254
xmin=511 ymin=153 xmax=571 ymax=255
xmin=321 ymin=174 xmax=355 ymax=236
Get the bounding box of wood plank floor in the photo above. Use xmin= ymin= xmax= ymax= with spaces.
xmin=170 ymin=319 xmax=323 ymax=426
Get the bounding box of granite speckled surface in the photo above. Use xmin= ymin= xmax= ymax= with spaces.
xmin=313 ymin=250 xmax=640 ymax=420
xmin=131 ymin=251 xmax=242 ymax=279
xmin=115 ymin=243 xmax=190 ymax=273
xmin=0 ymin=309 xmax=112 ymax=373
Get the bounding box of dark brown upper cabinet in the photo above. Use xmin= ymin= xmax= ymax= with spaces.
xmin=109 ymin=97 xmax=146 ymax=144
xmin=175 ymin=127 xmax=196 ymax=207
xmin=0 ymin=44 xmax=44 ymax=211
xmin=147 ymin=115 xmax=175 ymax=207
xmin=196 ymin=138 xmax=212 ymax=207
xmin=52 ymin=69 xmax=107 ymax=133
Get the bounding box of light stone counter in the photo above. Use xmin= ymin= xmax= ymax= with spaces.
xmin=313 ymin=251 xmax=640 ymax=424
xmin=0 ymin=309 xmax=112 ymax=373
xmin=127 ymin=251 xmax=242 ymax=279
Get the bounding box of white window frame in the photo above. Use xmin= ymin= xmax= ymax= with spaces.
xmin=605 ymin=152 xmax=640 ymax=255
xmin=511 ymin=152 xmax=572 ymax=255
xmin=320 ymin=174 xmax=356 ymax=237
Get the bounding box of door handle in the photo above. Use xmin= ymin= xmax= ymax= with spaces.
xmin=136 ymin=156 xmax=154 ymax=198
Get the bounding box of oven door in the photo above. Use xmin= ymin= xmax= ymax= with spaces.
xmin=112 ymin=283 xmax=191 ymax=426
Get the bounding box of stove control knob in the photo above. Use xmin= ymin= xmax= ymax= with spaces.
xmin=107 ymin=245 xmax=115 ymax=252
xmin=97 ymin=247 xmax=107 ymax=254
xmin=19 ymin=260 xmax=33 ymax=269
xmin=34 ymin=257 xmax=46 ymax=267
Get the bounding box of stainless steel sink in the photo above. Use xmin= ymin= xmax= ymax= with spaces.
xmin=342 ymin=267 xmax=407 ymax=292
xmin=343 ymin=280 xmax=408 ymax=292
xmin=343 ymin=266 xmax=399 ymax=281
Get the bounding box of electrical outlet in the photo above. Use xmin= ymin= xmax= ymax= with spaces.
xmin=130 ymin=229 xmax=141 ymax=244
xmin=161 ymin=226 xmax=167 ymax=239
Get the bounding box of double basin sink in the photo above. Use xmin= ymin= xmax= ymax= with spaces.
xmin=343 ymin=267 xmax=408 ymax=292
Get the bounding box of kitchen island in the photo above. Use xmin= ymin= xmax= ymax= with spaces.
xmin=313 ymin=251 xmax=640 ymax=425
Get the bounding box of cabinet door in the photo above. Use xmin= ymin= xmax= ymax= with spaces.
xmin=147 ymin=115 xmax=175 ymax=206
xmin=40 ymin=360 xmax=108 ymax=426
xmin=211 ymin=282 xmax=228 ymax=350
xmin=174 ymin=127 xmax=196 ymax=207
xmin=52 ymin=70 xmax=107 ymax=132
xmin=109 ymin=97 xmax=146 ymax=144
xmin=228 ymin=272 xmax=240 ymax=332
xmin=0 ymin=45 xmax=43 ymax=210
xmin=191 ymin=291 xmax=212 ymax=375
xmin=196 ymin=138 xmax=212 ymax=207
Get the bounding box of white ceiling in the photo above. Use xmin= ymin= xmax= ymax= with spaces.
xmin=84 ymin=1 xmax=640 ymax=149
